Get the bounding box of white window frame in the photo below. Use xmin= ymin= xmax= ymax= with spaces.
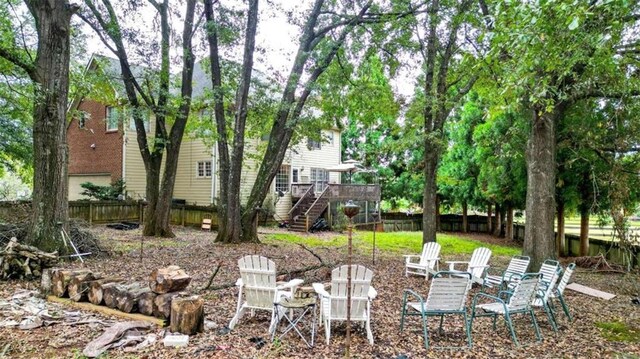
xmin=310 ymin=167 xmax=329 ymax=192
xmin=106 ymin=106 xmax=119 ymax=132
xmin=196 ymin=160 xmax=212 ymax=178
xmin=275 ymin=165 xmax=291 ymax=193
xmin=292 ymin=168 xmax=299 ymax=184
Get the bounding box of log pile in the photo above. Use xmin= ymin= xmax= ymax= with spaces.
xmin=0 ymin=237 xmax=59 ymax=280
xmin=42 ymin=265 xmax=204 ymax=334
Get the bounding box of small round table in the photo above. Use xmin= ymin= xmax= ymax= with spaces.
xmin=271 ymin=296 xmax=317 ymax=348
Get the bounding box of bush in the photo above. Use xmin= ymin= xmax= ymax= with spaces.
xmin=80 ymin=178 xmax=126 ymax=200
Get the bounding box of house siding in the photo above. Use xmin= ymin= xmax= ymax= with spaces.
xmin=173 ymin=139 xmax=213 ymax=205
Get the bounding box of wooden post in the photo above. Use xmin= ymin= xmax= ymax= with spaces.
xmin=89 ymin=202 xmax=93 ymax=226
xmin=181 ymin=206 xmax=185 ymax=227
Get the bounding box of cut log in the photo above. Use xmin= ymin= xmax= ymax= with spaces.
xmin=153 ymin=292 xmax=183 ymax=319
xmin=149 ymin=266 xmax=191 ymax=294
xmin=117 ymin=283 xmax=151 ymax=313
xmin=40 ymin=268 xmax=56 ymax=296
xmin=87 ymin=278 xmax=123 ymax=305
xmin=1 ymin=238 xmax=58 ymax=280
xmin=103 ymin=283 xmax=127 ymax=309
xmin=68 ymin=272 xmax=98 ymax=302
xmin=138 ymin=291 xmax=157 ymax=316
xmin=170 ymin=295 xmax=204 ymax=335
xmin=52 ymin=269 xmax=93 ymax=297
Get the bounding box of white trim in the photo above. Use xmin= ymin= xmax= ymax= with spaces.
xmin=211 ymin=146 xmax=216 ymax=204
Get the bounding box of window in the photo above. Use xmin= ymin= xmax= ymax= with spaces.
xmin=106 ymin=106 xmax=119 ymax=131
xmin=307 ymin=136 xmax=321 ymax=150
xmin=310 ymin=168 xmax=329 ymax=192
xmin=196 ymin=160 xmax=212 ymax=178
xmin=129 ymin=109 xmax=150 ymax=132
xmin=78 ymin=112 xmax=89 ymax=129
xmin=275 ymin=165 xmax=290 ymax=193
xmin=327 ymin=131 xmax=334 ymax=146
xmin=292 ymin=169 xmax=299 ymax=183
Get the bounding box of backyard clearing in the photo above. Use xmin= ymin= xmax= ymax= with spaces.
xmin=0 ymin=226 xmax=638 ymax=358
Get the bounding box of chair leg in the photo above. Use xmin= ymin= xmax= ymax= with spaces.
xmin=366 ymin=316 xmax=374 ymax=344
xmin=229 ymin=305 xmax=246 ymax=330
xmin=504 ymin=313 xmax=520 ymax=347
xmin=325 ymin=318 xmax=331 ymax=345
xmin=558 ymin=294 xmax=572 ymax=321
xmin=464 ymin=312 xmax=472 ymax=348
xmin=529 ymin=309 xmax=541 ymax=341
xmin=438 ymin=314 xmax=444 ymax=333
xmin=400 ymin=297 xmax=407 ymax=331
xmin=421 ymin=311 xmax=429 ymax=349
xmin=544 ymin=303 xmax=558 ymax=332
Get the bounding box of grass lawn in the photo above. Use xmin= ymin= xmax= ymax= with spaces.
xmin=264 ymin=230 xmax=521 ymax=257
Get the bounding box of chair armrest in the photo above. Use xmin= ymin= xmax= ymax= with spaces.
xmin=312 ymin=282 xmax=330 ymax=298
xmin=446 ymin=261 xmax=469 ymax=265
xmin=446 ymin=261 xmax=469 ymax=271
xmin=403 ymin=255 xmax=420 ymax=263
xmin=472 ymin=292 xmax=506 ymax=310
xmin=468 ymin=264 xmax=490 ymax=269
xmin=368 ymin=286 xmax=377 ymax=300
xmin=235 ymin=278 xmax=243 ymax=287
xmin=277 ymin=278 xmax=304 ymax=290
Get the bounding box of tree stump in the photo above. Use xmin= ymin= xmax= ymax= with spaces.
xmin=170 ymin=295 xmax=204 ymax=335
xmin=117 ymin=283 xmax=151 ymax=313
xmin=138 ymin=291 xmax=158 ymax=316
xmin=68 ymin=272 xmax=99 ymax=302
xmin=149 ymin=266 xmax=191 ymax=294
xmin=153 ymin=292 xmax=182 ymax=319
xmin=87 ymin=278 xmax=123 ymax=305
xmin=52 ymin=269 xmax=93 ymax=297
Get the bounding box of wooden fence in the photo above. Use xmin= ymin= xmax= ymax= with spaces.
xmin=0 ymin=200 xmax=218 ymax=229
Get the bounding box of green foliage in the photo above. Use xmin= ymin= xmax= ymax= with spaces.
xmin=595 ymin=321 xmax=640 ymax=343
xmin=80 ymin=179 xmax=126 ymax=201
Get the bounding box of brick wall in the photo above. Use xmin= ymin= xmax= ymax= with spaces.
xmin=68 ymin=99 xmax=123 ymax=182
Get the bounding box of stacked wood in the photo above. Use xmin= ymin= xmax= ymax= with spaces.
xmin=68 ymin=272 xmax=100 ymax=301
xmin=170 ymin=295 xmax=204 ymax=335
xmin=0 ymin=237 xmax=58 ymax=280
xmin=52 ymin=269 xmax=93 ymax=297
xmin=88 ymin=278 xmax=124 ymax=305
xmin=103 ymin=283 xmax=126 ymax=309
xmin=116 ymin=283 xmax=151 ymax=313
xmin=154 ymin=292 xmax=183 ymax=319
xmin=149 ymin=266 xmax=191 ymax=294
xmin=138 ymin=291 xmax=158 ymax=316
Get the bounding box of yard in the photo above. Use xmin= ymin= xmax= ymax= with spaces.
xmin=0 ymin=226 xmax=639 ymax=358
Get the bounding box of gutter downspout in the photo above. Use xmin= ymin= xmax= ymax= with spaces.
xmin=211 ymin=145 xmax=216 ymax=205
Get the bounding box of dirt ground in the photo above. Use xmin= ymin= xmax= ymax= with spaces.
xmin=0 ymin=226 xmax=639 ymax=358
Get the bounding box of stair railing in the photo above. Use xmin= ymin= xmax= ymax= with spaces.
xmin=287 ymin=183 xmax=315 ymax=220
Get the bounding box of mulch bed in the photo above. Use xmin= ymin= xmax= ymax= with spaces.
xmin=0 ymin=226 xmax=638 ymax=358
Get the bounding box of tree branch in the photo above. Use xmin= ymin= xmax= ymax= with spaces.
xmin=0 ymin=48 xmax=36 ymax=81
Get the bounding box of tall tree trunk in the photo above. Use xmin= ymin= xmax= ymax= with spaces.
xmin=487 ymin=203 xmax=493 ymax=234
xmin=556 ymin=199 xmax=566 ymax=257
xmin=422 ymin=148 xmax=439 ymax=243
xmin=461 ymin=202 xmax=468 ymax=233
xmin=505 ymin=204 xmax=513 ymax=240
xmin=523 ymin=105 xmax=563 ymax=269
xmin=435 ymin=195 xmax=441 ymax=231
xmin=142 ymin=157 xmax=162 ymax=236
xmin=25 ymin=1 xmax=78 ymax=252
xmin=579 ymin=207 xmax=590 ymax=256
xmin=493 ymin=203 xmax=501 ymax=237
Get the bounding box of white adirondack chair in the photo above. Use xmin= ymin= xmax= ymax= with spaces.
xmin=312 ymin=265 xmax=377 ymax=345
xmin=532 ymin=259 xmax=561 ymax=332
xmin=446 ymin=247 xmax=492 ymax=286
xmin=229 ymin=255 xmax=303 ymax=333
xmin=403 ymin=242 xmax=441 ymax=280
xmin=483 ymin=255 xmax=530 ymax=290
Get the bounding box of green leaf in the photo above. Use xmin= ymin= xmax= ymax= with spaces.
xmin=568 ymin=17 xmax=579 ymax=30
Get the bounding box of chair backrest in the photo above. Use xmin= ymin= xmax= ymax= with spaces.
xmin=507 ymin=274 xmax=540 ymax=312
xmin=238 ymin=255 xmax=277 ymax=310
xmin=425 ymin=272 xmax=471 ymax=312
xmin=504 ymin=255 xmax=530 ymax=278
xmin=537 ymin=259 xmax=560 ymax=301
xmin=329 ymin=265 xmax=373 ymax=320
xmin=556 ymin=263 xmax=576 ymax=295
xmin=420 ymin=242 xmax=441 ymax=268
xmin=467 ymin=247 xmax=492 ymax=278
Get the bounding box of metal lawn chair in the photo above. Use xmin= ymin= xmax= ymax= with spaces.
xmin=531 ymin=259 xmax=561 ymax=332
xmin=550 ymin=263 xmax=576 ymax=321
xmin=312 ymin=265 xmax=376 ymax=345
xmin=446 ymin=247 xmax=492 ymax=286
xmin=471 ymin=273 xmax=542 ymax=346
xmin=483 ymin=255 xmax=530 ymax=291
xmin=404 ymin=242 xmax=441 ymax=280
xmin=229 ymin=255 xmax=303 ymax=333
xmin=400 ymin=271 xmax=472 ymax=349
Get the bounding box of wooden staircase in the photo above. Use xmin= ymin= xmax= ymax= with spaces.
xmin=289 ymin=186 xmax=330 ymax=232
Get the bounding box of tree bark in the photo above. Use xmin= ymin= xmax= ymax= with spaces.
xmin=523 ymin=105 xmax=564 ymax=269
xmin=138 ymin=291 xmax=157 ymax=316
xmin=435 ymin=195 xmax=441 ymax=231
xmin=149 ymin=266 xmax=191 ymax=294
xmin=87 ymin=278 xmax=123 ymax=305
xmin=462 ymin=202 xmax=468 ymax=233
xmin=493 ymin=203 xmax=502 ymax=237
xmin=505 ymin=204 xmax=513 ymax=240
xmin=487 ymin=203 xmax=493 ymax=234
xmin=153 ymin=292 xmax=182 ymax=319
xmin=23 ymin=1 xmax=78 ymax=252
xmin=578 ymin=170 xmax=592 ymax=256
xmin=556 ymin=199 xmax=566 ymax=257
xmin=580 ymin=207 xmax=590 ymax=256
xmin=170 ymin=295 xmax=204 ymax=335
xmin=422 ymin=149 xmax=439 ymax=243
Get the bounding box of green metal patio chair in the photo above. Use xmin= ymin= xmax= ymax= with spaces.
xmin=532 ymin=259 xmax=562 ymax=332
xmin=471 ymin=273 xmax=542 ymax=346
xmin=549 ymin=263 xmax=576 ymax=321
xmin=483 ymin=255 xmax=531 ymax=291
xmin=400 ymin=271 xmax=472 ymax=349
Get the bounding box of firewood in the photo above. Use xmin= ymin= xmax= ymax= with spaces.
xmin=170 ymin=295 xmax=204 ymax=335
xmin=67 ymin=272 xmax=99 ymax=302
xmin=103 ymin=283 xmax=126 ymax=309
xmin=87 ymin=278 xmax=123 ymax=305
xmin=138 ymin=291 xmax=157 ymax=316
xmin=149 ymin=266 xmax=191 ymax=294
xmin=116 ymin=283 xmax=151 ymax=313
xmin=40 ymin=268 xmax=56 ymax=295
xmin=51 ymin=269 xmax=93 ymax=297
xmin=153 ymin=292 xmax=183 ymax=319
